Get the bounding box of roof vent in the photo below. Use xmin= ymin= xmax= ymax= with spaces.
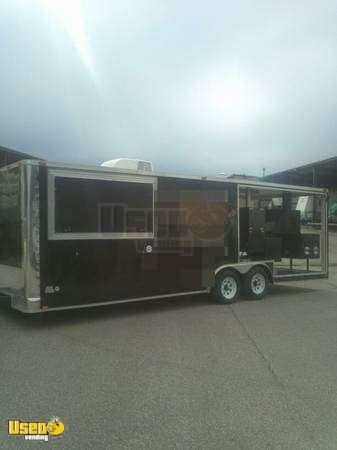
xmin=101 ymin=158 xmax=153 ymax=172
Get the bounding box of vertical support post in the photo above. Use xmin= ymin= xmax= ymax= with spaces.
xmin=237 ymin=184 xmax=240 ymax=263
xmin=247 ymin=188 xmax=251 ymax=208
xmin=320 ymin=193 xmax=329 ymax=275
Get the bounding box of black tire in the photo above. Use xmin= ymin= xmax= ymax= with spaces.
xmin=244 ymin=267 xmax=269 ymax=300
xmin=214 ymin=269 xmax=241 ymax=304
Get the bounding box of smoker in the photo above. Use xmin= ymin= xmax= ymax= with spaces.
xmin=0 ymin=158 xmax=329 ymax=313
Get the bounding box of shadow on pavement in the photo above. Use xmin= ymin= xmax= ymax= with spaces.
xmin=0 ymin=283 xmax=320 ymax=329
xmin=0 ymin=293 xmax=214 ymax=329
xmin=269 ymin=283 xmax=318 ymax=296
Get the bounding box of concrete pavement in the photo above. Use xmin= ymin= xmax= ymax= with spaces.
xmin=1 ymin=272 xmax=337 ymax=449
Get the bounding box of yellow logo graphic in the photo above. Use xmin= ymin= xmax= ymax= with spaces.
xmin=46 ymin=419 xmax=65 ymax=436
xmin=8 ymin=417 xmax=66 ymax=442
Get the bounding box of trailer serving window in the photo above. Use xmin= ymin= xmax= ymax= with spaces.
xmin=48 ymin=170 xmax=155 ymax=239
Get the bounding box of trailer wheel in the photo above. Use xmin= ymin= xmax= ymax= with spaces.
xmin=214 ymin=269 xmax=241 ymax=304
xmin=244 ymin=267 xmax=269 ymax=300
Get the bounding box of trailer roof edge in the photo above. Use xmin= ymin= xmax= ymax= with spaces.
xmin=21 ymin=159 xmax=327 ymax=194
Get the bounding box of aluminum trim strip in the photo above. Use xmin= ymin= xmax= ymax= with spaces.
xmin=41 ymin=290 xmax=210 ymax=312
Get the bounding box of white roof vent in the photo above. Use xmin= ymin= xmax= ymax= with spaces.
xmin=101 ymin=158 xmax=153 ymax=172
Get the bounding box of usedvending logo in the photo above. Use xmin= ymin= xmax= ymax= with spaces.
xmin=8 ymin=416 xmax=66 ymax=442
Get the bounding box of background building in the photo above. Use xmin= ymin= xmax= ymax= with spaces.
xmin=0 ymin=145 xmax=38 ymax=169
xmin=263 ymin=156 xmax=337 ymax=188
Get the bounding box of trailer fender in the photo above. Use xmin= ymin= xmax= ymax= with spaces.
xmin=214 ymin=262 xmax=274 ymax=284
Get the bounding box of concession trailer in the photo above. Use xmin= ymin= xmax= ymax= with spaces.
xmin=0 ymin=158 xmax=328 ymax=313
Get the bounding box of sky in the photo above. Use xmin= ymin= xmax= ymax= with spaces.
xmin=0 ymin=0 xmax=336 ymax=176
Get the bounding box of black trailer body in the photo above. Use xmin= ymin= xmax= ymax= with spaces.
xmin=0 ymin=160 xmax=329 ymax=313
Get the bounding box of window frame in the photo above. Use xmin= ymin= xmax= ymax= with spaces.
xmin=47 ymin=169 xmax=156 ymax=240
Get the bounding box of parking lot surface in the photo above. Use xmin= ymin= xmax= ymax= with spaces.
xmin=1 ymin=269 xmax=337 ymax=450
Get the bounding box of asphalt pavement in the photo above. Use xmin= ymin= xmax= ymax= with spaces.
xmin=1 ymin=270 xmax=337 ymax=450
